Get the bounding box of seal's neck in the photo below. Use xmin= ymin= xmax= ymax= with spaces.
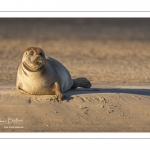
xmin=23 ymin=62 xmax=45 ymax=72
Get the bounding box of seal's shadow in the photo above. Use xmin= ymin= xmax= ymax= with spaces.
xmin=64 ymin=87 xmax=150 ymax=101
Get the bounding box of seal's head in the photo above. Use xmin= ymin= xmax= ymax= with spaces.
xmin=22 ymin=47 xmax=46 ymax=71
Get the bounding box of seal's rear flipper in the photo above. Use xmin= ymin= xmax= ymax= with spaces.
xmin=72 ymin=78 xmax=91 ymax=89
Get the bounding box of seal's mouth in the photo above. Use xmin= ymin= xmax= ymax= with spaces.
xmin=23 ymin=61 xmax=45 ymax=72
xmin=32 ymin=56 xmax=43 ymax=64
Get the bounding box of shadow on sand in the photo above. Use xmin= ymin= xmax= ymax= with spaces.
xmin=65 ymin=87 xmax=150 ymax=101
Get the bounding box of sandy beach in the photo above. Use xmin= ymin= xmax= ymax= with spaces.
xmin=0 ymin=18 xmax=150 ymax=132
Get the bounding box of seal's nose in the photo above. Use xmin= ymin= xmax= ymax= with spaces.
xmin=32 ymin=55 xmax=41 ymax=62
xmin=36 ymin=55 xmax=40 ymax=59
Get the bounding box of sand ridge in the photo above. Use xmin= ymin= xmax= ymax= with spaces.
xmin=0 ymin=84 xmax=150 ymax=132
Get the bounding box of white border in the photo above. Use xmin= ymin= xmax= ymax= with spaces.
xmin=0 ymin=0 xmax=150 ymax=11
xmin=0 ymin=133 xmax=149 ymax=139
xmin=0 ymin=12 xmax=150 ymax=18
xmin=0 ymin=138 xmax=149 ymax=150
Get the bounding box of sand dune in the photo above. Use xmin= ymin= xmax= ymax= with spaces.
xmin=0 ymin=84 xmax=150 ymax=132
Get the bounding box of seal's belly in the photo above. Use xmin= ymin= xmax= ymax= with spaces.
xmin=24 ymin=80 xmax=54 ymax=95
xmin=18 ymin=73 xmax=55 ymax=95
xmin=29 ymin=81 xmax=50 ymax=94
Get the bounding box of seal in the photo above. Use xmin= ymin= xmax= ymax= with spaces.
xmin=16 ymin=47 xmax=91 ymax=101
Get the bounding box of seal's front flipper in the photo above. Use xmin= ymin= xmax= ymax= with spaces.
xmin=72 ymin=77 xmax=91 ymax=89
xmin=51 ymin=82 xmax=66 ymax=102
xmin=17 ymin=82 xmax=29 ymax=94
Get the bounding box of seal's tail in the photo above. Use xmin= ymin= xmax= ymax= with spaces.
xmin=71 ymin=77 xmax=91 ymax=89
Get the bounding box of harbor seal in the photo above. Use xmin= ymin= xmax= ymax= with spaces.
xmin=16 ymin=47 xmax=91 ymax=101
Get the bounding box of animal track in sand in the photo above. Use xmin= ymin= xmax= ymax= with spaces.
xmin=80 ymin=106 xmax=89 ymax=115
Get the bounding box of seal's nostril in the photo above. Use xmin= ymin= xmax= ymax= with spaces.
xmin=39 ymin=52 xmax=43 ymax=56
xmin=37 ymin=55 xmax=41 ymax=59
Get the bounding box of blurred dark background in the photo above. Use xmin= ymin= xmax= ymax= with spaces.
xmin=1 ymin=18 xmax=150 ymax=40
xmin=0 ymin=18 xmax=150 ymax=84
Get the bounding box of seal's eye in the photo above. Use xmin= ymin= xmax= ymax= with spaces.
xmin=29 ymin=51 xmax=34 ymax=56
xmin=39 ymin=52 xmax=43 ymax=56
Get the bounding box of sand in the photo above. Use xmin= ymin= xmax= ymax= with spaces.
xmin=0 ymin=18 xmax=150 ymax=132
